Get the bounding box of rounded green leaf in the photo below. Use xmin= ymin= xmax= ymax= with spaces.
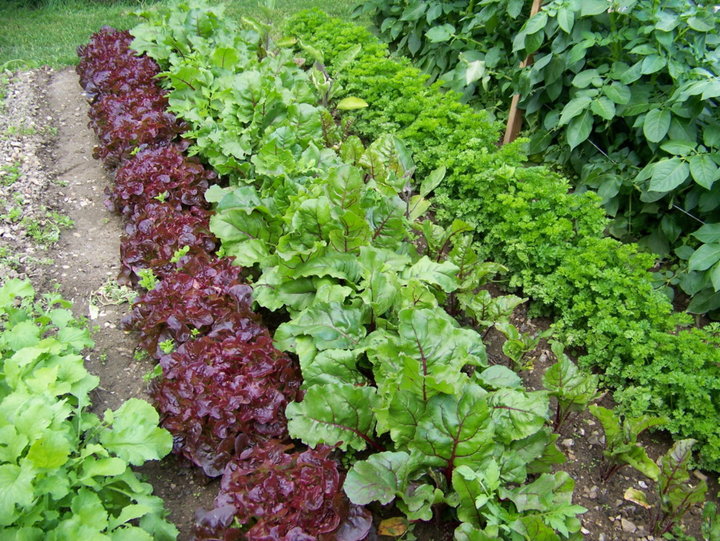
xmin=688 ymin=243 xmax=720 ymax=272
xmin=648 ymin=158 xmax=689 ymax=192
xmin=572 ymin=69 xmax=600 ymax=89
xmin=641 ymin=55 xmax=666 ymax=75
xmin=425 ymin=24 xmax=455 ymax=43
xmin=688 ymin=16 xmax=714 ymax=32
xmin=286 ymin=384 xmax=379 ymax=451
xmin=689 ymin=154 xmax=719 ymax=189
xmin=557 ymin=8 xmax=575 ymax=33
xmin=711 ymin=262 xmax=720 ymax=292
xmin=336 ymin=97 xmax=369 ymax=111
xmin=100 ymin=399 xmax=173 ymax=466
xmin=558 ymin=96 xmax=591 ymax=126
xmin=591 ymin=97 xmax=616 ymax=120
xmin=643 ymin=109 xmax=671 ymax=143
xmin=566 ymin=110 xmax=593 ymax=150
xmin=603 ymin=82 xmax=631 ymax=105
xmin=344 ymin=451 xmax=411 ymax=505
xmin=691 ymin=223 xmax=720 ymax=244
xmin=524 ymin=12 xmax=548 ymax=35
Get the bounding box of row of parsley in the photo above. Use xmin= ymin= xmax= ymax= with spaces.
xmin=127 ymin=1 xmax=590 ymax=539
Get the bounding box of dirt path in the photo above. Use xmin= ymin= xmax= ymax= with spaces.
xmin=43 ymin=67 xmax=216 ymax=540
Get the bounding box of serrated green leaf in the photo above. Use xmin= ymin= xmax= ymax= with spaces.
xmin=0 ymin=463 xmax=35 ymax=525
xmin=26 ymin=431 xmax=70 ymax=469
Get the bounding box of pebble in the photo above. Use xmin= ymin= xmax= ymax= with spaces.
xmin=621 ymin=518 xmax=637 ymax=533
xmin=587 ymin=431 xmax=604 ymax=446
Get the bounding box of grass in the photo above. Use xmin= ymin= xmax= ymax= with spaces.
xmin=0 ymin=0 xmax=363 ymax=69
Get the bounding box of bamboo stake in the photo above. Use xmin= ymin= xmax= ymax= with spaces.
xmin=502 ymin=0 xmax=544 ymax=145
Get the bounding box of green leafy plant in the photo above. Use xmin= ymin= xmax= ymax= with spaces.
xmin=495 ymin=322 xmax=544 ymax=371
xmin=137 ymin=268 xmax=159 ymax=291
xmin=131 ymin=5 xmax=586 ymax=536
xmin=702 ymin=500 xmax=720 ymax=541
xmin=360 ymin=0 xmax=720 ymax=313
xmin=158 ymin=339 xmax=175 ymax=354
xmin=589 ymin=405 xmax=664 ymax=481
xmin=0 ymin=162 xmax=20 ymax=186
xmin=285 ymin=9 xmax=720 ymax=473
xmin=543 ymin=342 xmax=601 ymax=431
xmin=0 ymin=278 xmax=175 ymax=539
xmin=652 ymin=439 xmax=708 ymax=536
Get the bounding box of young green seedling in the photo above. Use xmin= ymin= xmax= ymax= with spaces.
xmin=543 ymin=342 xmax=602 ymax=431
xmin=589 ymin=405 xmax=664 ymax=481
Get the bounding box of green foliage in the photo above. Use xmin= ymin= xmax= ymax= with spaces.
xmin=653 ymin=439 xmax=708 ymax=536
xmin=703 ymin=500 xmax=720 ymax=541
xmin=589 ymin=405 xmax=664 ymax=481
xmin=285 ymin=9 xmax=720 ymax=472
xmin=360 ymin=0 xmax=720 ymax=311
xmin=134 ymin=4 xmax=585 ymax=537
xmin=137 ymin=269 xmax=158 ymax=291
xmin=543 ymin=342 xmax=601 ymax=431
xmin=0 ymin=278 xmax=175 ymax=539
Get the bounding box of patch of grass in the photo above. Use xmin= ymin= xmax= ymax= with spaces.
xmin=0 ymin=1 xmax=153 ymax=69
xmin=0 ymin=163 xmax=22 ymax=186
xmin=21 ymin=208 xmax=74 ymax=245
xmin=0 ymin=0 xmax=364 ymax=69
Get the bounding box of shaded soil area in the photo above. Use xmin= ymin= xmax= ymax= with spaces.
xmin=1 ymin=65 xmax=717 ymax=540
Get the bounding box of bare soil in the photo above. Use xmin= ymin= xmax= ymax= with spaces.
xmin=1 ymin=66 xmax=716 ymax=541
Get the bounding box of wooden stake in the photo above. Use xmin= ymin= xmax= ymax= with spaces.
xmin=502 ymin=0 xmax=544 ymax=145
